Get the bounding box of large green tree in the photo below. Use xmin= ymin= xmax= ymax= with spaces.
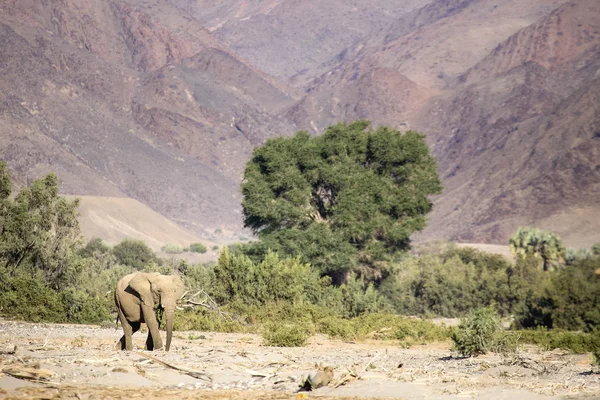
xmin=241 ymin=121 xmax=442 ymax=282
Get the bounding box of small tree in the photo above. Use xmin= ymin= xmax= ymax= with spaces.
xmin=189 ymin=242 xmax=207 ymax=254
xmin=112 ymin=239 xmax=157 ymax=270
xmin=509 ymin=227 xmax=565 ymax=271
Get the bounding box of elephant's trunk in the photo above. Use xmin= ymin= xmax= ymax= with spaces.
xmin=165 ymin=303 xmax=175 ymax=351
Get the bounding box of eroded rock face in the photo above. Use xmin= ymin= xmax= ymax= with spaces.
xmin=1 ymin=0 xmax=599 ymax=245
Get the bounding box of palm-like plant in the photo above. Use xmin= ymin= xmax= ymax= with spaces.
xmin=509 ymin=227 xmax=565 ymax=271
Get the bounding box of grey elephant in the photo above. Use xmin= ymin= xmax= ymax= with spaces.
xmin=114 ymin=272 xmax=184 ymax=351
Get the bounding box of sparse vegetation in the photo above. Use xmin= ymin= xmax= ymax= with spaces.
xmin=161 ymin=243 xmax=184 ymax=254
xmin=189 ymin=242 xmax=207 ymax=254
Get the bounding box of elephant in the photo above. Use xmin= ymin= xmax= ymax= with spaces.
xmin=114 ymin=272 xmax=184 ymax=351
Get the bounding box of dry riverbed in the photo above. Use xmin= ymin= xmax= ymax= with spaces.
xmin=0 ymin=321 xmax=599 ymax=399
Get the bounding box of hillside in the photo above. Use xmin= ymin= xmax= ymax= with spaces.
xmin=74 ymin=195 xmax=208 ymax=249
xmin=1 ymin=0 xmax=598 ymax=247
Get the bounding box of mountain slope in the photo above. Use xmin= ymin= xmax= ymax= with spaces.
xmin=415 ymin=0 xmax=600 ymax=243
xmin=0 ymin=0 xmax=300 ymax=233
xmin=1 ymin=0 xmax=598 ymax=247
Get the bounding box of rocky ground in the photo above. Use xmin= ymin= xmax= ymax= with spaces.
xmin=0 ymin=321 xmax=599 ymax=399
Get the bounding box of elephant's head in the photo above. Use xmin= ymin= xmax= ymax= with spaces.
xmin=129 ymin=272 xmax=184 ymax=351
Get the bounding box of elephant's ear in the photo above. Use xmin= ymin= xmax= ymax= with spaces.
xmin=128 ymin=273 xmax=154 ymax=306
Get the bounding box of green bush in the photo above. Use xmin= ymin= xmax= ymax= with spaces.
xmin=173 ymin=308 xmax=247 ymax=333
xmin=451 ymin=306 xmax=504 ymax=357
xmin=262 ymin=322 xmax=310 ymax=347
xmin=380 ymin=246 xmax=512 ymax=318
xmin=213 ymin=248 xmax=320 ymax=306
xmin=513 ymin=257 xmax=600 ymax=332
xmin=78 ymin=238 xmax=111 ymax=258
xmin=61 ymin=287 xmax=111 ymax=324
xmin=112 ymin=239 xmax=158 ymax=270
xmin=161 ymin=243 xmax=184 ymax=254
xmin=0 ymin=272 xmax=66 ymax=322
xmin=317 ymin=316 xmax=356 ymax=340
xmin=517 ymin=328 xmax=600 ymax=353
xmin=189 ymin=243 xmax=207 ymax=254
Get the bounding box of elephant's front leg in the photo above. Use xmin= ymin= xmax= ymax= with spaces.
xmin=116 ymin=309 xmax=139 ymax=351
xmin=141 ymin=303 xmax=163 ymax=351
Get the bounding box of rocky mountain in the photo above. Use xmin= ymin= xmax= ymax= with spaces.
xmin=0 ymin=0 xmax=298 ymax=234
xmin=1 ymin=0 xmax=598 ymax=245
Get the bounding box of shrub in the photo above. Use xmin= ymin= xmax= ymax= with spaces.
xmin=189 ymin=243 xmax=207 ymax=254
xmin=112 ymin=239 xmax=158 ymax=270
xmin=179 ymin=262 xmax=215 ymax=291
xmin=213 ymin=248 xmax=320 ymax=306
xmin=317 ymin=316 xmax=355 ymax=340
xmin=262 ymin=322 xmax=310 ymax=347
xmin=79 ymin=238 xmax=111 ymax=258
xmin=161 ymin=243 xmax=184 ymax=254
xmin=513 ymin=258 xmax=600 ymax=332
xmin=381 ymin=248 xmax=511 ymax=318
xmin=61 ymin=287 xmax=111 ymax=324
xmin=173 ymin=308 xmax=247 ymax=333
xmin=451 ymin=306 xmax=504 ymax=357
xmin=517 ymin=328 xmax=600 ymax=353
xmin=0 ymin=272 xmax=66 ymax=322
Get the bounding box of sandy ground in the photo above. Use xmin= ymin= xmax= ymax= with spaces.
xmin=0 ymin=321 xmax=599 ymax=400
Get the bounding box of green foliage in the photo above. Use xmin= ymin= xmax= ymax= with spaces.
xmin=517 ymin=328 xmax=600 ymax=354
xmin=0 ymin=161 xmax=11 ymax=201
xmin=61 ymin=287 xmax=111 ymax=324
xmin=262 ymin=322 xmax=310 ymax=347
xmin=213 ymin=247 xmax=321 ymax=306
xmin=592 ymin=243 xmax=600 ymax=257
xmin=565 ymin=248 xmax=593 ymax=265
xmin=78 ymin=238 xmax=111 ymax=259
xmin=112 ymin=239 xmax=158 ymax=270
xmin=513 ymin=257 xmax=600 ymax=332
xmin=329 ymin=273 xmax=393 ymax=318
xmin=178 ymin=261 xmax=215 ymax=290
xmin=173 ymin=308 xmax=247 ymax=333
xmin=380 ymin=244 xmax=512 ymax=317
xmin=349 ymin=313 xmax=449 ymax=342
xmin=241 ymin=121 xmax=442 ymax=280
xmin=509 ymin=227 xmax=566 ymax=271
xmin=0 ymin=170 xmax=116 ymax=324
xmin=0 ymin=271 xmax=66 ymax=322
xmin=451 ymin=306 xmax=504 ymax=357
xmin=161 ymin=243 xmax=183 ymax=254
xmin=189 ymin=242 xmax=207 ymax=254
xmin=0 ymin=173 xmax=82 ymax=290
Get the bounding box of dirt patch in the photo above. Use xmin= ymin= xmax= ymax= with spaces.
xmin=0 ymin=321 xmax=598 ymax=399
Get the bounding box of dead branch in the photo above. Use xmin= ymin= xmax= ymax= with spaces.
xmin=178 ymin=289 xmax=234 ymax=321
xmin=134 ymin=352 xmax=212 ymax=382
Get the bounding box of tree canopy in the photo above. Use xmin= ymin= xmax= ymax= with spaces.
xmin=509 ymin=227 xmax=566 ymax=271
xmin=241 ymin=121 xmax=442 ymax=281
